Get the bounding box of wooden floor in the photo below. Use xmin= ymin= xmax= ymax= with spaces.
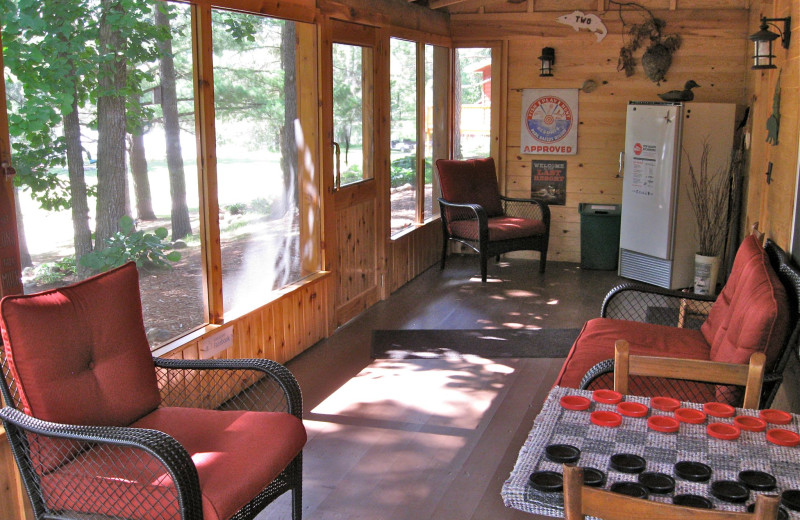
xmin=261 ymin=256 xmax=625 ymax=519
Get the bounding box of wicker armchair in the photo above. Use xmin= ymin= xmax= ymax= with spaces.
xmin=0 ymin=262 xmax=305 ymax=520
xmin=437 ymin=157 xmax=550 ymax=282
xmin=579 ymin=239 xmax=800 ymax=409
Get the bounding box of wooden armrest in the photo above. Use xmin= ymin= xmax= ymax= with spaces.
xmin=613 ymin=340 xmax=766 ymax=409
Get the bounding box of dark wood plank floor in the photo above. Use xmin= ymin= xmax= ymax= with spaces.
xmin=261 ymin=257 xmax=625 ymax=519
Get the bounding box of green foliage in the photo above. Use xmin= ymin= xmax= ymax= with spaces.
xmin=31 ymin=256 xmax=76 ymax=284
xmin=2 ymin=0 xmax=165 ymax=211
xmin=80 ymin=215 xmax=181 ymax=272
xmin=340 ymin=164 xmax=363 ymax=185
xmin=225 ymin=202 xmax=247 ymax=215
xmin=390 ymin=156 xmax=432 ymax=188
xmin=250 ymin=197 xmax=271 ymax=215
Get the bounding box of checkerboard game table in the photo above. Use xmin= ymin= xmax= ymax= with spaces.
xmin=502 ymin=386 xmax=800 ymax=517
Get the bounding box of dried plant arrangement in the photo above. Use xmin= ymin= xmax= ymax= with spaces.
xmin=685 ymin=142 xmax=730 ymax=257
xmin=611 ymin=0 xmax=682 ymax=84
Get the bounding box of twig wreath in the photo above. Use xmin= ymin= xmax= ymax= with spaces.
xmin=610 ymin=0 xmax=682 ymax=84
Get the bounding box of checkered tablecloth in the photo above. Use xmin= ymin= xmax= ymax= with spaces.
xmin=502 ymin=386 xmax=800 ymax=517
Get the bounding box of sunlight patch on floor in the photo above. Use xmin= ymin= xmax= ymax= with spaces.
xmin=310 ymin=358 xmax=515 ymax=431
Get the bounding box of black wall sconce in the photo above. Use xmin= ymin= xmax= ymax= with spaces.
xmin=749 ymin=16 xmax=791 ymax=69
xmin=538 ymin=47 xmax=555 ymax=77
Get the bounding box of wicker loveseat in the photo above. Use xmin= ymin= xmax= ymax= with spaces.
xmin=553 ymin=235 xmax=800 ymax=408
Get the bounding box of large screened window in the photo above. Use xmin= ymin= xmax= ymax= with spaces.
xmin=390 ymin=39 xmax=449 ymax=236
xmin=2 ymin=0 xmax=320 ymax=347
xmin=212 ymin=11 xmax=320 ymax=316
xmin=390 ymin=38 xmax=418 ymax=235
xmin=332 ymin=42 xmax=372 ymax=189
xmin=455 ymin=47 xmax=493 ymax=160
xmin=425 ymin=44 xmax=449 ymax=222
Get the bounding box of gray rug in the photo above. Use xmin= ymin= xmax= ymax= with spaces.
xmin=371 ymin=328 xmax=581 ymax=359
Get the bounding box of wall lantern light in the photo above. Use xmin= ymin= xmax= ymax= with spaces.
xmin=539 ymin=47 xmax=555 ymax=77
xmin=749 ymin=16 xmax=791 ymax=70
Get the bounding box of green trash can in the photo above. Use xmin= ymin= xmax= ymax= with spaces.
xmin=579 ymin=203 xmax=621 ymax=270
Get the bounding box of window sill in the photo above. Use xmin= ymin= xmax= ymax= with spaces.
xmin=390 ymin=217 xmax=440 ymax=241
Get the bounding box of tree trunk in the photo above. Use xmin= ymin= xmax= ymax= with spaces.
xmin=276 ymin=21 xmax=298 ymax=218
xmin=155 ymin=1 xmax=191 ymax=240
xmin=95 ymin=0 xmax=129 ymax=250
xmin=129 ymin=132 xmax=157 ymax=220
xmin=63 ymin=95 xmax=93 ymax=275
xmin=14 ymin=189 xmax=31 ymax=269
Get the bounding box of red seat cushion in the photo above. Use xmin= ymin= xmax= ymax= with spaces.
xmin=437 ymin=157 xmax=504 ymax=218
xmin=554 ymin=318 xmax=712 ymax=388
xmin=449 ymin=216 xmax=547 ymax=241
xmin=0 ymin=262 xmax=160 ymax=426
xmin=702 ymin=235 xmax=790 ymax=368
xmin=41 ymin=407 xmax=307 ymax=520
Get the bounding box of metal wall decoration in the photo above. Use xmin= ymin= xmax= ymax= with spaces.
xmin=766 ymin=70 xmax=781 ymax=146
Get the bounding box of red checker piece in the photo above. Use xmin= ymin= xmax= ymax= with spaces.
xmin=651 ymin=396 xmax=681 ymax=412
xmin=675 ymin=408 xmax=707 ymax=424
xmin=703 ymin=402 xmax=735 ymax=418
xmin=592 ymin=389 xmax=623 ymax=405
xmin=617 ymin=401 xmax=649 ymax=418
xmin=591 ymin=410 xmax=623 ymax=428
xmin=760 ymin=409 xmax=793 ymax=425
xmin=648 ymin=415 xmax=679 ymax=433
xmin=561 ymin=395 xmax=591 ymax=411
xmin=733 ymin=415 xmax=767 ymax=432
xmin=766 ymin=429 xmax=800 ymax=447
xmin=707 ymin=422 xmax=740 ymax=441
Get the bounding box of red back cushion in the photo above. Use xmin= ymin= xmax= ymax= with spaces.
xmin=0 ymin=262 xmax=161 ymax=426
xmin=702 ymin=235 xmax=790 ymax=368
xmin=436 ymin=158 xmax=504 ymax=218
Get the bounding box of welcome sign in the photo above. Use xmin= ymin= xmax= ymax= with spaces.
xmin=520 ymin=88 xmax=578 ymax=155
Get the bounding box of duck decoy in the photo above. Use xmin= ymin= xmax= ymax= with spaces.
xmin=658 ymin=80 xmax=700 ymax=102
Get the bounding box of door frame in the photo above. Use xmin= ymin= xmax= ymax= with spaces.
xmin=321 ymin=18 xmax=388 ymax=327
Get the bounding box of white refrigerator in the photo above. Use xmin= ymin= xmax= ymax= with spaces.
xmin=618 ymin=101 xmax=736 ymax=289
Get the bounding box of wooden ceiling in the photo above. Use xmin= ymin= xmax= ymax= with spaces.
xmin=410 ymin=0 xmax=527 ymax=10
xmin=408 ymin=0 xmax=617 ymax=14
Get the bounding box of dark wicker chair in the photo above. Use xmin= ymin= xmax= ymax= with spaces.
xmin=437 ymin=157 xmax=550 ymax=282
xmin=580 ymin=238 xmax=800 ymax=409
xmin=0 ymin=262 xmax=305 ymax=520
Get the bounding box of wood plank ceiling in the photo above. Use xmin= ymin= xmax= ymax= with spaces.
xmin=409 ymin=0 xmax=527 ymax=10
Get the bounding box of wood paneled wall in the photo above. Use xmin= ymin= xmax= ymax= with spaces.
xmin=154 ymin=272 xmax=331 ymax=363
xmin=388 ymin=221 xmax=443 ymax=293
xmin=452 ymin=6 xmax=750 ymax=263
xmin=744 ymin=0 xmax=799 ymax=248
xmin=743 ymin=0 xmax=800 ymax=410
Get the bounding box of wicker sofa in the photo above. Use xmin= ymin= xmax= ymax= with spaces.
xmin=553 ymin=235 xmax=800 ymax=408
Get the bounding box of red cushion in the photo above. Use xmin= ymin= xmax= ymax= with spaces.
xmin=436 ymin=157 xmax=504 ymax=218
xmin=41 ymin=407 xmax=307 ymax=520
xmin=702 ymin=235 xmax=790 ymax=368
xmin=449 ymin=216 xmax=547 ymax=241
xmin=554 ymin=318 xmax=711 ymax=388
xmin=0 ymin=262 xmax=160 ymax=426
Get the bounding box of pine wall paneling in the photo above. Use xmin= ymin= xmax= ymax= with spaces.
xmin=388 ymin=221 xmax=443 ymax=293
xmin=0 ymin=430 xmax=31 ymax=520
xmin=744 ymin=0 xmax=799 ymax=248
xmin=742 ymin=0 xmax=800 ymax=410
xmin=452 ymin=8 xmax=750 ymax=263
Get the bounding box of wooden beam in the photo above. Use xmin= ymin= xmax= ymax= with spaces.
xmin=429 ymin=0 xmax=466 ymax=9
